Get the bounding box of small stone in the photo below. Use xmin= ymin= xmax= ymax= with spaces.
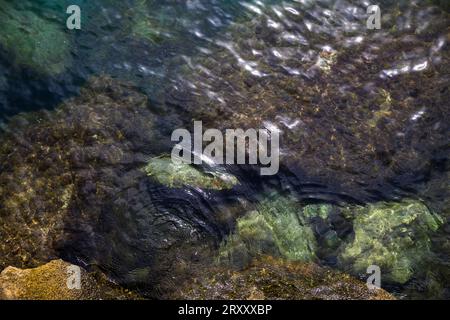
xmin=144 ymin=157 xmax=238 ymax=190
xmin=0 ymin=260 xmax=141 ymax=300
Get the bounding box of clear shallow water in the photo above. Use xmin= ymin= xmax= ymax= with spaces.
xmin=0 ymin=0 xmax=257 ymax=121
xmin=0 ymin=0 xmax=449 ymax=299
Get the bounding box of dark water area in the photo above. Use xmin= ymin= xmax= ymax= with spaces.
xmin=0 ymin=0 xmax=449 ymax=299
xmin=0 ymin=0 xmax=254 ymax=122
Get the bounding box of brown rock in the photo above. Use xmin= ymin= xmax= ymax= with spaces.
xmin=172 ymin=256 xmax=395 ymax=300
xmin=0 ymin=259 xmax=140 ymax=300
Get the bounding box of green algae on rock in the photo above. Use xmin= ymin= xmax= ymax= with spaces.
xmin=0 ymin=76 xmax=245 ymax=298
xmin=0 ymin=259 xmax=140 ymax=300
xmin=144 ymin=156 xmax=238 ymax=190
xmin=219 ymin=194 xmax=317 ymax=267
xmin=340 ymin=200 xmax=444 ymax=284
xmin=0 ymin=1 xmax=72 ymax=75
xmin=172 ymin=256 xmax=395 ymax=300
xmin=303 ymin=203 xmax=334 ymax=220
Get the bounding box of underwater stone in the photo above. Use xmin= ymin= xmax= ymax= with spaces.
xmin=0 ymin=77 xmax=244 ymax=298
xmin=0 ymin=259 xmax=140 ymax=300
xmin=0 ymin=1 xmax=72 ymax=75
xmin=172 ymin=256 xmax=395 ymax=300
xmin=144 ymin=156 xmax=238 ymax=190
xmin=219 ymin=194 xmax=317 ymax=267
xmin=340 ymin=200 xmax=443 ymax=284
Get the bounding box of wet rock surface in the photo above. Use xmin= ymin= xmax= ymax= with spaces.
xmin=217 ymin=193 xmax=446 ymax=296
xmin=339 ymin=200 xmax=444 ymax=284
xmin=218 ymin=193 xmax=317 ymax=268
xmin=0 ymin=76 xmax=154 ymax=268
xmin=144 ymin=156 xmax=239 ymax=190
xmin=0 ymin=259 xmax=140 ymax=300
xmin=172 ymin=256 xmax=395 ymax=300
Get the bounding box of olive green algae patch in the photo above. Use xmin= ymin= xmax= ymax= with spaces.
xmin=0 ymin=260 xmax=140 ymax=300
xmin=219 ymin=194 xmax=317 ymax=266
xmin=340 ymin=200 xmax=444 ymax=284
xmin=0 ymin=1 xmax=71 ymax=75
xmin=219 ymin=195 xmax=444 ymax=287
xmin=303 ymin=203 xmax=334 ymax=220
xmin=143 ymin=157 xmax=238 ymax=190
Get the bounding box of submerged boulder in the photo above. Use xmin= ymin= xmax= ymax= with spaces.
xmin=0 ymin=76 xmax=154 ymax=268
xmin=172 ymin=256 xmax=395 ymax=300
xmin=144 ymin=156 xmax=238 ymax=190
xmin=218 ymin=193 xmax=317 ymax=267
xmin=0 ymin=259 xmax=139 ymax=300
xmin=0 ymin=76 xmax=245 ymax=298
xmin=218 ymin=192 xmax=445 ymax=290
xmin=340 ymin=200 xmax=444 ymax=284
xmin=0 ymin=1 xmax=72 ymax=75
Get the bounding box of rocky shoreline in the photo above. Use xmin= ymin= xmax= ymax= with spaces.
xmin=0 ymin=258 xmax=394 ymax=300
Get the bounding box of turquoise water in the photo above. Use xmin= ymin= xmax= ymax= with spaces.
xmin=0 ymin=0 xmax=449 ymax=299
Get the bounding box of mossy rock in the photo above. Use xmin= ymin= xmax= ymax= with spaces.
xmin=303 ymin=203 xmax=334 ymax=220
xmin=172 ymin=256 xmax=395 ymax=300
xmin=144 ymin=156 xmax=238 ymax=190
xmin=0 ymin=259 xmax=141 ymax=300
xmin=0 ymin=1 xmax=72 ymax=75
xmin=219 ymin=193 xmax=317 ymax=267
xmin=340 ymin=200 xmax=443 ymax=284
xmin=0 ymin=75 xmax=243 ymax=298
